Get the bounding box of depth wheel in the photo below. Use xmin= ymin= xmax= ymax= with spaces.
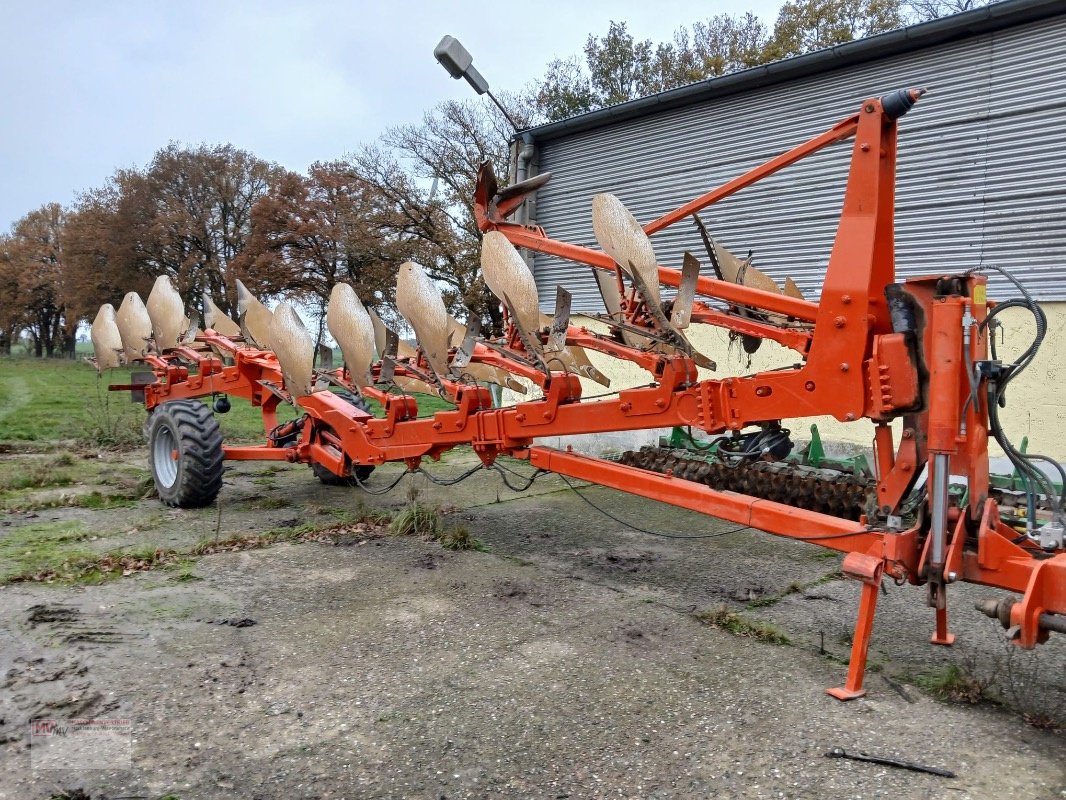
xmin=311 ymin=391 xmax=375 ymax=487
xmin=147 ymin=399 xmax=224 ymax=508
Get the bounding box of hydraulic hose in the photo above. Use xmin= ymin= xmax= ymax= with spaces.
xmin=976 ymin=265 xmax=1062 ymax=530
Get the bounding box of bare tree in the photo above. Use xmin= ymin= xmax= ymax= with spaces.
xmin=904 ymin=0 xmax=997 ymax=20
xmin=358 ymin=95 xmax=534 ymax=331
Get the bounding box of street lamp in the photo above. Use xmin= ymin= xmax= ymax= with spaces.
xmin=433 ymin=35 xmax=522 ymax=133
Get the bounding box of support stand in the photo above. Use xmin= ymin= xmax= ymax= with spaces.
xmin=827 ymin=552 xmax=884 ymax=701
xmin=933 ymin=584 xmax=959 ymax=648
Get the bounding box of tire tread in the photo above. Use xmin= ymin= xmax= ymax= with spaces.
xmin=149 ymin=399 xmax=224 ymax=508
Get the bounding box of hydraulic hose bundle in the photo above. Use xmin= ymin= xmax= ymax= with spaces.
xmin=978 ymin=265 xmax=1066 ymax=546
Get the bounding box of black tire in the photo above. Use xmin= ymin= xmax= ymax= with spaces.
xmin=147 ymin=399 xmax=224 ymax=508
xmin=311 ymin=391 xmax=375 ymax=487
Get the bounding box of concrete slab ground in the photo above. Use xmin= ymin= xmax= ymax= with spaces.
xmin=1 ymin=449 xmax=1063 ymax=799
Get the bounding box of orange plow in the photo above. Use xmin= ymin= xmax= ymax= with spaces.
xmin=89 ymin=90 xmax=1066 ymax=700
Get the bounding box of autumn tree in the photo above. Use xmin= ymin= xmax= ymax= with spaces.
xmin=767 ymin=0 xmax=904 ymax=58
xmin=536 ymin=22 xmax=658 ymax=120
xmin=584 ymin=21 xmax=659 ymax=105
xmin=238 ymin=161 xmax=409 ymax=343
xmin=535 ymin=16 xmax=775 ymax=121
xmin=534 ymin=0 xmax=957 ymax=122
xmin=4 ymin=204 xmax=73 ymax=357
xmin=0 ymin=236 xmax=27 ymax=355
xmin=96 ymin=143 xmax=292 ymax=316
xmin=0 ymin=195 xmax=126 ymax=357
xmin=61 ymin=186 xmax=150 ymax=334
xmin=671 ymin=13 xmax=770 ymax=80
xmin=535 ymin=56 xmax=597 ymax=123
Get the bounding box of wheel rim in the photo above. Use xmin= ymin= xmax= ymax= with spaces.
xmin=153 ymin=425 xmax=179 ymax=489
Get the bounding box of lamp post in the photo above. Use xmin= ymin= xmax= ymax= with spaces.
xmin=433 ymin=35 xmax=522 ymax=133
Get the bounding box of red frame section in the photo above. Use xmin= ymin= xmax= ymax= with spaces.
xmin=113 ymin=92 xmax=1065 ymax=699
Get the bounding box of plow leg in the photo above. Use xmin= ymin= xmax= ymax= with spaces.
xmin=827 ymin=552 xmax=884 ymax=701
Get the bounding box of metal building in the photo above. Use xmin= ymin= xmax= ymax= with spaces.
xmin=520 ymin=0 xmax=1066 ymax=310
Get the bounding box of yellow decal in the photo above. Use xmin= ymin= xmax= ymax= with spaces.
xmin=973 ymin=284 xmax=987 ymax=306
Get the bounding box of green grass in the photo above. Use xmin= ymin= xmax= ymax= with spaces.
xmin=0 ymin=356 xmax=297 ymax=445
xmin=0 ymin=358 xmax=146 ymax=444
xmin=0 ymin=356 xmax=453 ymax=448
xmin=0 ymin=453 xmax=78 ymax=491
xmin=1 ymin=511 xmax=398 ymax=586
xmin=910 ymin=664 xmax=991 ymax=704
xmin=0 ymin=451 xmax=154 ymax=511
xmin=169 ymin=558 xmax=202 ymax=582
xmin=812 ymin=548 xmax=843 ymax=560
xmin=390 ymin=504 xmax=442 ymax=538
xmin=387 ymin=502 xmax=485 ymax=550
xmin=0 ymin=510 xmax=480 ymax=586
xmin=0 ymin=519 xmax=185 ymax=584
xmin=0 ymin=520 xmax=98 ymax=582
xmin=76 ymin=490 xmax=141 ymax=509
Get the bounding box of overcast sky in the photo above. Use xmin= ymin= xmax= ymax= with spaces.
xmin=0 ymin=0 xmax=784 ymax=233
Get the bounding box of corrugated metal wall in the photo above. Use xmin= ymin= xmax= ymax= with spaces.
xmin=530 ymin=13 xmax=1066 ymax=310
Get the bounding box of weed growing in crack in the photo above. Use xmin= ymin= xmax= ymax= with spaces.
xmin=390 ymin=486 xmax=441 ymax=538
xmin=438 ymin=526 xmax=485 ymax=551
xmin=694 ymin=607 xmax=790 ymax=645
xmin=911 ymin=663 xmax=993 ymax=704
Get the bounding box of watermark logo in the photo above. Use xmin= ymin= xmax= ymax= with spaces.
xmin=30 ymin=718 xmax=132 ymax=771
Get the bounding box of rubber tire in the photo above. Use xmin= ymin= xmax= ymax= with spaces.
xmin=147 ymin=399 xmax=224 ymax=508
xmin=311 ymin=391 xmax=376 ymax=487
